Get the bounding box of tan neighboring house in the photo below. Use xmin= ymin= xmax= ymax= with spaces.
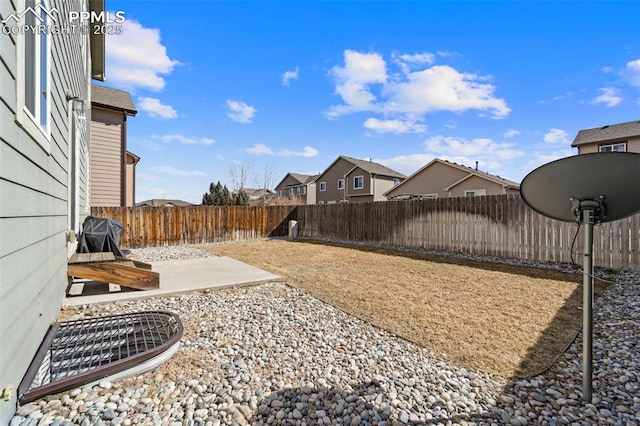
xmin=137 ymin=199 xmax=195 ymax=207
xmin=384 ymin=158 xmax=520 ymax=200
xmin=274 ymin=173 xmax=318 ymax=204
xmin=315 ymin=156 xmax=406 ymax=204
xmin=90 ymin=84 xmax=139 ymax=207
xmin=571 ymin=120 xmax=640 ymax=154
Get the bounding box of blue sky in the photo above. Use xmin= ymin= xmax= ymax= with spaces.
xmin=101 ymin=1 xmax=640 ymax=204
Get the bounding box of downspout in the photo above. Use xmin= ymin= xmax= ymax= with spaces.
xmin=121 ymin=113 xmax=127 ymax=207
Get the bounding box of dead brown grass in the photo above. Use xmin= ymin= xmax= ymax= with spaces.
xmin=202 ymin=240 xmax=607 ymax=378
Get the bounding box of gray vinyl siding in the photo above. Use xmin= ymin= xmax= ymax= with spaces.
xmin=316 ymin=157 xmax=355 ymax=203
xmin=0 ymin=0 xmax=91 ymax=420
xmin=90 ymin=108 xmax=123 ymax=206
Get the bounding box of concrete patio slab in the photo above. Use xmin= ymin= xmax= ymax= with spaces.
xmin=64 ymin=256 xmax=280 ymax=306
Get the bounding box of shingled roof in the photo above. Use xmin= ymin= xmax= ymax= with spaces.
xmin=571 ymin=120 xmax=640 ymax=147
xmin=339 ymin=156 xmax=407 ymax=179
xmin=91 ymin=84 xmax=137 ymax=115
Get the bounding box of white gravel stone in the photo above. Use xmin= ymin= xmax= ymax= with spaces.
xmin=9 ymin=242 xmax=640 ymax=425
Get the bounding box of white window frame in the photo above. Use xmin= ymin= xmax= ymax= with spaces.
xmin=393 ymin=178 xmax=401 ymax=186
xmin=288 ymin=188 xmax=294 ymax=196
xmin=338 ymin=179 xmax=345 ymax=190
xmin=301 ymin=186 xmax=306 ymax=195
xmin=319 ymin=182 xmax=327 ymax=191
xmin=599 ymin=143 xmax=626 ymax=152
xmin=353 ymin=175 xmax=364 ymax=189
xmin=465 ymin=189 xmax=486 ymax=197
xmin=15 ymin=0 xmax=52 ymax=153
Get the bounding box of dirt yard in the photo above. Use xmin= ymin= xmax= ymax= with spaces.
xmin=202 ymin=239 xmax=606 ymax=379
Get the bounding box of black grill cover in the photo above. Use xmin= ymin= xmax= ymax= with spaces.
xmin=77 ymin=216 xmax=125 ymax=257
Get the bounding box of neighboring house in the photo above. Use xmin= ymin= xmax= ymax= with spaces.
xmin=384 ymin=158 xmax=520 ymax=200
xmin=571 ymin=120 xmax=640 ymax=154
xmin=274 ymin=173 xmax=318 ymax=204
xmin=238 ymin=188 xmax=275 ymax=206
xmin=90 ymin=84 xmax=139 ymax=206
xmin=0 ymin=0 xmax=105 ymax=421
xmin=315 ymin=156 xmax=406 ymax=204
xmin=136 ymin=199 xmax=195 ymax=207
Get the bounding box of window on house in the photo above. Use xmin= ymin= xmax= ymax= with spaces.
xmin=338 ymin=179 xmax=345 ymax=189
xmin=599 ymin=143 xmax=626 ymax=152
xmin=17 ymin=0 xmax=52 ymax=152
xmin=465 ymin=189 xmax=486 ymax=197
xmin=301 ymin=186 xmax=306 ymax=195
xmin=320 ymin=182 xmax=327 ymax=191
xmin=393 ymin=178 xmax=401 ymax=186
xmin=288 ymin=188 xmax=294 ymax=196
xmin=353 ymin=176 xmax=364 ymax=189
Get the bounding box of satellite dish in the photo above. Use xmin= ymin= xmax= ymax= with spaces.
xmin=520 ymin=151 xmax=640 ymax=404
xmin=521 ymin=152 xmax=640 ymax=223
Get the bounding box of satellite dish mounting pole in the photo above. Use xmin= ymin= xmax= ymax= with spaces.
xmin=581 ymin=207 xmax=595 ymax=403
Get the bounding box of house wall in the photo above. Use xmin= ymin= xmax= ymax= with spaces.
xmin=345 ymin=166 xmax=372 ymax=201
xmin=90 ymin=107 xmax=123 ymax=206
xmin=371 ymin=176 xmax=399 ymax=201
xmin=0 ymin=0 xmax=91 ymax=420
xmin=577 ymin=136 xmax=640 ymax=154
xmin=316 ymin=158 xmax=361 ymax=203
xmin=448 ymin=175 xmax=505 ymax=197
xmin=386 ymin=161 xmax=468 ymax=199
xmin=306 ymin=183 xmax=316 ymax=204
xmin=125 ymin=153 xmax=136 ymax=207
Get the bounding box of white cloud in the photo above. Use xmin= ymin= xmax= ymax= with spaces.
xmin=444 ymin=120 xmax=457 ymax=129
xmin=623 ymin=59 xmax=640 ymax=87
xmin=282 ymin=66 xmax=300 ymax=86
xmin=226 ymin=100 xmax=257 ymax=123
xmin=149 ymin=165 xmax=206 ymax=177
xmin=543 ymin=128 xmax=570 ymax=144
xmin=105 ymin=19 xmax=179 ymax=91
xmin=151 ymin=134 xmax=215 ymax=145
xmin=246 ymin=143 xmax=274 ymax=155
xmin=602 ymin=66 xmax=614 ymax=74
xmin=386 ymin=65 xmax=510 ymax=118
xmin=591 ymin=87 xmax=623 ymax=108
xmin=326 ymin=50 xmax=387 ymax=118
xmin=524 ymin=149 xmax=575 ymax=173
xmin=279 ymin=146 xmax=319 ymax=158
xmin=425 ymin=135 xmax=523 ymax=161
xmin=392 ymin=51 xmax=436 ymax=74
xmin=375 ymin=153 xmax=436 ymax=176
xmin=363 ymin=118 xmax=427 ymax=134
xmin=326 ymin=50 xmax=510 ymax=121
xmin=138 ymin=97 xmax=177 ymax=119
xmin=504 ymin=129 xmax=520 ymax=138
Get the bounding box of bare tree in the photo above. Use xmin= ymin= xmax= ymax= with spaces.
xmin=228 ymin=159 xmax=252 ymax=191
xmin=253 ymin=163 xmax=277 ymax=205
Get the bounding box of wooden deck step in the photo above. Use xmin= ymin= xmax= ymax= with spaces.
xmin=68 ymin=253 xmax=159 ymax=291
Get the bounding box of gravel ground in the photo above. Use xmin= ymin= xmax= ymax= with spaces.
xmin=10 ymin=243 xmax=640 ymax=425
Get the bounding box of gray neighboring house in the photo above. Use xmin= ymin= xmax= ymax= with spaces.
xmin=315 ymin=156 xmax=406 ymax=204
xmin=571 ymin=120 xmax=640 ymax=154
xmin=274 ymin=173 xmax=318 ymax=204
xmin=0 ymin=0 xmax=105 ymax=421
xmin=137 ymin=199 xmax=195 ymax=207
xmin=384 ymin=158 xmax=520 ymax=200
xmin=91 ymin=84 xmax=139 ymax=207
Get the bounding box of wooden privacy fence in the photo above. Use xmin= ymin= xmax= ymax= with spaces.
xmin=92 ymin=195 xmax=640 ymax=270
xmin=295 ymin=194 xmax=640 ymax=270
xmin=91 ymin=205 xmax=296 ymax=248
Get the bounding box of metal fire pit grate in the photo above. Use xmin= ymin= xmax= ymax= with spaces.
xmin=18 ymin=311 xmax=183 ymax=403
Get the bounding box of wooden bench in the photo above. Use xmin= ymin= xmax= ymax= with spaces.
xmin=68 ymin=253 xmax=159 ymax=291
